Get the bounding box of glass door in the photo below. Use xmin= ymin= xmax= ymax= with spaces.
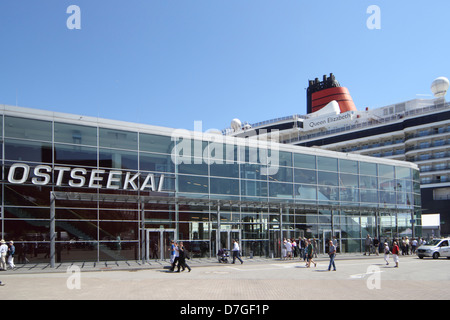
xmin=219 ymin=230 xmax=241 ymax=252
xmin=145 ymin=229 xmax=176 ymax=261
xmin=269 ymin=229 xmax=281 ymax=258
xmin=323 ymin=230 xmax=342 ymax=253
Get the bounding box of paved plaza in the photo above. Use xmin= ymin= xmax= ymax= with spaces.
xmin=0 ymin=254 xmax=449 ymax=301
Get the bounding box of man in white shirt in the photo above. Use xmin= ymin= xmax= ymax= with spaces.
xmin=231 ymin=240 xmax=243 ymax=264
xmin=285 ymin=239 xmax=292 ymax=260
xmin=0 ymin=240 xmax=8 ymax=271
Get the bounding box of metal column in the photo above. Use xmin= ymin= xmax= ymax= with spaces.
xmin=50 ymin=192 xmax=56 ymax=268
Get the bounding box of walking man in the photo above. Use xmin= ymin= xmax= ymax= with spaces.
xmin=231 ymin=240 xmax=243 ymax=264
xmin=328 ymin=240 xmax=336 ymax=271
xmin=364 ymin=234 xmax=372 ymax=256
xmin=176 ymin=242 xmax=191 ymax=272
xmin=0 ymin=240 xmax=7 ymax=271
xmin=7 ymin=241 xmax=15 ymax=270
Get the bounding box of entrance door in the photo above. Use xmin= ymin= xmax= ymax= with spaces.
xmin=269 ymin=229 xmax=281 ymax=258
xmin=145 ymin=229 xmax=176 ymax=261
xmin=323 ymin=230 xmax=342 ymax=254
xmin=219 ymin=230 xmax=241 ymax=251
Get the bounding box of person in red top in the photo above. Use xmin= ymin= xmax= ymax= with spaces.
xmin=392 ymin=241 xmax=400 ymax=268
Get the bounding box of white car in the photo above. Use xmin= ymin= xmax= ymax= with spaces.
xmin=417 ymin=238 xmax=450 ymax=259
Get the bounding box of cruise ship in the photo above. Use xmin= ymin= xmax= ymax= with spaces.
xmin=224 ymin=74 xmax=450 ymax=237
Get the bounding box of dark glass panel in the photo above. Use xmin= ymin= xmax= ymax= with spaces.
xmin=5 ymin=116 xmax=52 ymax=141
xmin=99 ymin=209 xmax=139 ymax=221
xmin=99 ymin=128 xmax=137 ymax=150
xmin=293 ymin=153 xmax=316 ymax=169
xmin=54 ymin=122 xmax=97 ymax=146
xmin=295 ymin=184 xmax=317 ymax=200
xmin=210 ymin=163 xmax=239 ymax=178
xmin=294 ymin=168 xmax=316 ymax=184
xmin=240 ymin=163 xmax=266 ymax=180
xmin=5 ymin=206 xmax=50 ymax=219
xmin=395 ymin=166 xmax=412 ymax=180
xmin=378 ymin=164 xmax=395 ymax=178
xmin=178 ymin=175 xmax=208 ymax=194
xmin=140 ymin=152 xmax=174 ymax=173
xmin=210 ymin=177 xmax=239 ymax=195
xmin=98 ymin=241 xmax=139 ymax=261
xmin=54 ymin=144 xmax=98 ymax=167
xmin=5 ymin=139 xmax=52 ymax=163
xmin=339 ymin=159 xmax=358 ymax=174
xmin=269 ymin=166 xmax=293 ymax=183
xmin=99 ymin=148 xmax=138 ymax=170
xmin=56 ymin=209 xmax=98 ymax=220
xmin=56 ymin=220 xmax=98 ymax=242
xmin=4 ymin=184 xmax=52 ymax=206
xmin=178 ymin=161 xmax=208 ymax=176
xmin=269 ymin=182 xmax=293 ymax=199
xmin=360 ymin=162 xmax=377 ymax=176
xmin=139 ymin=133 xmax=174 ymax=154
xmin=318 ymin=171 xmax=338 ymax=186
xmin=240 ymin=179 xmax=268 ymax=198
xmin=278 ymin=151 xmax=292 ymax=167
xmin=317 ymin=156 xmax=337 ymax=171
xmin=339 ymin=173 xmax=358 ymax=188
xmin=3 ymin=219 xmax=51 ymax=263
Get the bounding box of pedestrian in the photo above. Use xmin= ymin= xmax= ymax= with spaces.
xmin=292 ymin=239 xmax=298 ymax=258
xmin=405 ymin=237 xmax=410 ymax=255
xmin=298 ymin=237 xmax=304 ymax=261
xmin=401 ymin=237 xmax=406 ymax=255
xmin=0 ymin=240 xmax=8 ymax=271
xmin=364 ymin=234 xmax=372 ymax=256
xmin=312 ymin=238 xmax=318 ymax=258
xmin=306 ymin=239 xmax=316 ymax=268
xmin=282 ymin=239 xmax=287 ymax=260
xmin=169 ymin=240 xmax=175 ymax=265
xmin=300 ymin=237 xmax=306 ymax=261
xmin=332 ymin=236 xmax=338 ymax=253
xmin=392 ymin=241 xmax=400 ymax=268
xmin=17 ymin=240 xmax=29 ymax=264
xmin=328 ymin=240 xmax=336 ymax=271
xmin=7 ymin=241 xmax=15 ymax=270
xmin=176 ymin=242 xmax=191 ymax=272
xmin=411 ymin=238 xmax=418 ymax=255
xmin=169 ymin=241 xmax=179 ymax=272
xmin=285 ymin=239 xmax=292 ymax=260
xmin=373 ymin=237 xmax=379 ymax=256
xmin=383 ymin=242 xmax=390 ymax=265
xmin=231 ymin=240 xmax=243 ymax=264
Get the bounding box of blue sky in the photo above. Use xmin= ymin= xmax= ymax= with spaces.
xmin=0 ymin=1 xmax=449 ymax=131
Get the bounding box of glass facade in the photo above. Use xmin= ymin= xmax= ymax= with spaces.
xmin=0 ymin=106 xmax=422 ymax=263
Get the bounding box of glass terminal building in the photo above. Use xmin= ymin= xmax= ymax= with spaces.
xmin=0 ymin=105 xmax=421 ymax=265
